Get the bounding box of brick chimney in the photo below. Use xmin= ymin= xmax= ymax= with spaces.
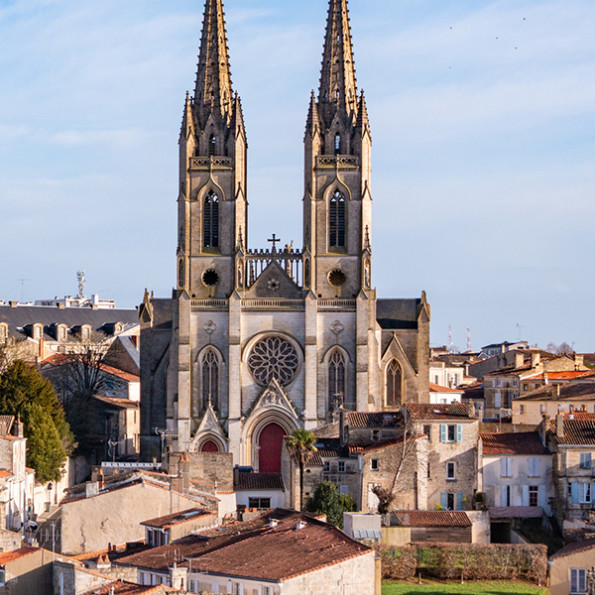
xmin=531 ymin=352 xmax=541 ymax=368
xmin=515 ymin=352 xmax=525 ymax=369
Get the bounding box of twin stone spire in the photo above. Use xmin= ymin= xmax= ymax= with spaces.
xmin=188 ymin=0 xmax=368 ymax=139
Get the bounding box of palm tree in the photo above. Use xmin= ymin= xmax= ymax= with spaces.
xmin=286 ymin=428 xmax=318 ymax=511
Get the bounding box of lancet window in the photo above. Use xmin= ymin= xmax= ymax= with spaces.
xmin=328 ymin=349 xmax=346 ymax=410
xmin=203 ymin=191 xmax=219 ymax=249
xmin=202 ymin=349 xmax=219 ymax=411
xmin=386 ymin=359 xmax=403 ymax=409
xmin=329 ymin=190 xmax=345 ymax=248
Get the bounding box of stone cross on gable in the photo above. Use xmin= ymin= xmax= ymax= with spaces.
xmin=267 ymin=234 xmax=280 ymax=253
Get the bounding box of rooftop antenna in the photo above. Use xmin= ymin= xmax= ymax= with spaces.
xmin=77 ymin=270 xmax=86 ymax=299
xmin=448 ymin=325 xmax=454 ymax=353
xmin=17 ymin=278 xmax=29 ymax=302
xmin=466 ymin=328 xmax=472 ymax=352
xmin=516 ymin=323 xmax=525 ymax=341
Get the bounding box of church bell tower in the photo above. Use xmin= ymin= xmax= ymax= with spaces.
xmin=177 ymin=0 xmax=247 ymax=300
xmin=304 ymin=0 xmax=373 ymax=299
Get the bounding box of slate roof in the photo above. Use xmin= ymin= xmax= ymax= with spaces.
xmin=406 ymin=403 xmax=472 ymax=420
xmin=116 ymin=510 xmax=371 ymax=581
xmin=141 ymin=509 xmax=214 ymax=529
xmin=549 ymin=415 xmax=595 ymax=445
xmin=376 ymin=299 xmax=420 ymax=330
xmin=389 ymin=510 xmax=471 ymax=528
xmin=0 ymin=305 xmax=138 ymax=340
xmin=234 ymin=472 xmax=285 ymax=491
xmin=480 ymin=432 xmax=549 ymax=455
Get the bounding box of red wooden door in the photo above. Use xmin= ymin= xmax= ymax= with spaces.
xmin=258 ymin=423 xmax=285 ymax=473
xmin=201 ymin=440 xmax=219 ymax=453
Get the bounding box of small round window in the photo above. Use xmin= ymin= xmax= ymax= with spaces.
xmin=202 ymin=269 xmax=220 ymax=287
xmin=328 ymin=269 xmax=346 ymax=287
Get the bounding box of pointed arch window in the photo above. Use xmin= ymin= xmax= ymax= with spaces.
xmin=386 ymin=359 xmax=403 ymax=409
xmin=203 ymin=191 xmax=219 ymax=249
xmin=329 ymin=190 xmax=346 ymax=248
xmin=328 ymin=350 xmax=346 ymax=410
xmin=208 ymin=134 xmax=216 ymax=156
xmin=334 ymin=133 xmax=341 ymax=154
xmin=202 ymin=349 xmax=219 ymax=411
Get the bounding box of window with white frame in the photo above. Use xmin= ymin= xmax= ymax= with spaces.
xmin=570 ymin=568 xmax=586 ymax=594
xmin=580 ymin=453 xmax=592 ymax=469
xmin=446 ymin=462 xmax=456 ymax=480
xmin=500 ymin=457 xmax=512 ymax=477
xmin=579 ymin=483 xmax=592 ymax=504
xmin=323 ymin=461 xmax=330 ymax=472
xmin=529 ymin=485 xmax=539 ymax=507
xmin=340 ymin=485 xmax=349 ymax=495
xmin=528 ymin=458 xmax=541 ymax=477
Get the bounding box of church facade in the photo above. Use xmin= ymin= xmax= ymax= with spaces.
xmin=140 ymin=0 xmax=430 ymax=469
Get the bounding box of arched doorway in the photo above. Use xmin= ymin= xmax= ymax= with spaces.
xmin=201 ymin=440 xmax=219 ymax=453
xmin=258 ymin=423 xmax=285 ymax=473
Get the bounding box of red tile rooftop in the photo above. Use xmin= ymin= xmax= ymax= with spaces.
xmin=0 ymin=547 xmax=39 ymax=566
xmin=81 ymin=580 xmax=173 ymax=594
xmin=390 ymin=510 xmax=471 ymax=528
xmin=429 ymin=383 xmax=464 ymax=393
xmin=480 ymin=432 xmax=549 ymax=455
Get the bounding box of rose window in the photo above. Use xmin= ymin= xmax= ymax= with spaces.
xmin=247 ymin=336 xmax=299 ymax=387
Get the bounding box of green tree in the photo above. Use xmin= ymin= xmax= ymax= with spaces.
xmin=306 ymin=480 xmax=357 ymax=528
xmin=286 ymin=428 xmax=317 ymax=511
xmin=0 ymin=360 xmax=74 ymax=482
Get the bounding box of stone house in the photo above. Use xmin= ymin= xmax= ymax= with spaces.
xmin=550 ymin=539 xmax=595 ymax=595
xmin=481 ymin=352 xmax=586 ymax=419
xmin=234 ymin=469 xmax=286 ymax=511
xmin=406 ymin=403 xmax=479 ymax=511
xmin=513 ymin=381 xmax=595 ymax=427
xmin=115 ymin=510 xmax=377 ymax=595
xmin=0 ymin=547 xmax=56 ymax=594
xmin=37 ymin=471 xmax=218 ymax=556
xmin=479 ymin=432 xmax=553 ymax=513
xmin=545 ymin=412 xmax=595 ymax=522
xmin=0 ymin=419 xmax=35 ymax=533
xmin=382 ymin=510 xmax=473 ymax=545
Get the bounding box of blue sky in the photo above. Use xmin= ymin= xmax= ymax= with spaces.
xmin=0 ymin=0 xmax=593 ymax=352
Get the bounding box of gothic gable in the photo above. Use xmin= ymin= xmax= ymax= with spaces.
xmin=245 ymin=259 xmax=304 ymax=299
xmin=247 ymin=378 xmax=299 ymax=420
xmin=189 ymin=403 xmax=227 ymax=451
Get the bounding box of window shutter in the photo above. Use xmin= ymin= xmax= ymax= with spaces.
xmin=538 ymin=485 xmax=546 ymax=509
xmin=534 ymin=458 xmax=541 ymax=476
xmin=440 ymin=424 xmax=447 ymax=442
xmin=440 ymin=492 xmax=447 ymax=508
xmin=571 ymin=482 xmax=579 ymax=504
xmin=457 ymin=492 xmax=464 ymax=510
xmin=457 ymin=424 xmax=463 ymax=443
xmin=522 ymin=485 xmax=529 ymax=506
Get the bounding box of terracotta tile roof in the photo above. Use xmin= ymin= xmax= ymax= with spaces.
xmin=480 ymin=432 xmax=550 ymax=455
xmin=0 ymin=470 xmax=14 ymax=478
xmin=234 ymin=472 xmax=284 ymax=491
xmin=346 ymin=411 xmax=401 ymax=428
xmin=406 ymin=403 xmax=472 ymax=420
xmin=523 ymin=371 xmax=592 ymax=381
xmin=80 ymin=580 xmax=173 ymax=594
xmin=429 ymin=383 xmax=463 ymax=393
xmin=549 ymin=415 xmax=595 ymax=445
xmin=0 ymin=546 xmax=39 ymax=566
xmin=550 ymin=539 xmax=595 ymax=560
xmin=141 ymin=509 xmax=214 ymax=529
xmin=390 ymin=510 xmax=471 ymax=528
xmin=517 ymin=382 xmax=595 ymax=402
xmin=186 ymin=514 xmax=371 ymax=581
xmin=116 ymin=510 xmax=370 ymax=580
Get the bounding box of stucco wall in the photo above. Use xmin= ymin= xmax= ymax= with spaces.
xmin=59 ymin=483 xmax=200 ymax=555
